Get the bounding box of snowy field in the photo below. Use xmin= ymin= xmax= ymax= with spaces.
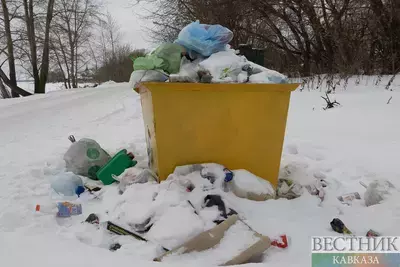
xmin=0 ymin=76 xmax=399 ymax=267
xmin=17 ymin=81 xmax=98 ymax=94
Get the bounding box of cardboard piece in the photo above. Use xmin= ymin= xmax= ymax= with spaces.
xmin=153 ymin=215 xmax=271 ymax=266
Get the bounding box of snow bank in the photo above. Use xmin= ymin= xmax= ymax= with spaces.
xmin=147 ymin=204 xmax=205 ymax=250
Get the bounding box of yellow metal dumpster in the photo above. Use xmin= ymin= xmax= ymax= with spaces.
xmin=135 ymin=82 xmax=299 ymax=186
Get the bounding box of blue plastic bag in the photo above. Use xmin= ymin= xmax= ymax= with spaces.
xmin=175 ymin=21 xmax=233 ymax=57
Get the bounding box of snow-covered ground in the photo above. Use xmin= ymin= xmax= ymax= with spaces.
xmin=1 ymin=77 xmax=399 ymax=267
xmin=16 ymin=81 xmax=99 ymax=94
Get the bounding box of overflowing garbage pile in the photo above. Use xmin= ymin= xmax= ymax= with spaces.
xmin=129 ymin=21 xmax=288 ymax=89
xmin=35 ymin=135 xmax=399 ymax=265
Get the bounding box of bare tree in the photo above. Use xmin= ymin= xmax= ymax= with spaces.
xmin=19 ymin=0 xmax=56 ymax=94
xmin=51 ymin=0 xmax=101 ymax=88
xmin=0 ymin=0 xmax=32 ymax=97
xmin=0 ymin=75 xmax=11 ymax=98
xmin=137 ymin=0 xmax=399 ymax=78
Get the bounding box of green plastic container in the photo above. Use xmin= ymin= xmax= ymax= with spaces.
xmin=96 ymin=149 xmax=138 ymax=185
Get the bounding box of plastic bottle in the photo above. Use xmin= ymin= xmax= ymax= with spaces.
xmin=50 ymin=172 xmax=85 ymax=197
xmin=35 ymin=203 xmax=57 ymax=214
xmin=222 ymin=168 xmax=234 ymax=192
xmin=35 ymin=202 xmax=82 ymax=217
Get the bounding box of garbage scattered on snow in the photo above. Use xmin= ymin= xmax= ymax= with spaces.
xmin=85 ymin=213 xmax=99 ymax=224
xmin=155 ymin=215 xmax=271 ymax=266
xmin=337 ymin=192 xmax=361 ymax=205
xmin=305 ymin=181 xmax=326 ymax=202
xmin=45 ymin=130 xmax=398 ymax=264
xmin=38 ymin=148 xmax=396 ymax=265
xmin=116 ymin=167 xmax=158 ymax=194
xmin=271 ymin=235 xmax=289 ymax=249
xmin=366 ymin=229 xmax=380 ymax=237
xmin=330 ymin=218 xmax=352 ymax=235
xmin=276 ymin=178 xmax=303 ymax=200
xmin=35 ymin=202 xmax=82 ymax=217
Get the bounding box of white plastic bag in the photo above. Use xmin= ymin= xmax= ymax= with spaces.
xmin=117 ymin=167 xmax=158 ymax=194
xmin=199 ymin=50 xmax=247 ymax=82
xmin=129 ymin=70 xmax=169 ymax=89
xmin=169 ymin=57 xmax=201 ymax=83
xmin=199 ymin=49 xmax=288 ymax=84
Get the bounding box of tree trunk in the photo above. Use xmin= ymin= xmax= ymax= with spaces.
xmin=23 ymin=0 xmax=41 ymax=93
xmin=0 ymin=68 xmax=32 ymax=96
xmin=1 ymin=0 xmax=19 ymax=97
xmin=0 ymin=77 xmax=11 ymax=99
xmin=37 ymin=0 xmax=56 ymax=94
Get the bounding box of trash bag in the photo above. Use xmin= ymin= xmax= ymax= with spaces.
xmin=198 ymin=50 xmax=247 ymax=82
xmin=64 ymin=136 xmax=111 ymax=180
xmin=169 ymin=57 xmax=201 ymax=83
xmin=129 ymin=70 xmax=169 ymax=89
xmin=175 ymin=20 xmax=233 ymax=57
xmin=199 ymin=49 xmax=288 ymax=84
xmin=228 ymin=170 xmax=276 ymax=201
xmin=364 ymin=180 xmax=396 ymax=207
xmin=133 ymin=43 xmax=185 ymax=74
xmin=117 ymin=167 xmax=158 ymax=194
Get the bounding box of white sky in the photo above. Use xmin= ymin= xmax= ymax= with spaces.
xmin=105 ymin=0 xmax=154 ymax=50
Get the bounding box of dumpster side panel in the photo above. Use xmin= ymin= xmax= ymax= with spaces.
xmin=138 ymin=87 xmax=160 ymax=177
xmin=149 ymin=84 xmax=294 ymax=186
